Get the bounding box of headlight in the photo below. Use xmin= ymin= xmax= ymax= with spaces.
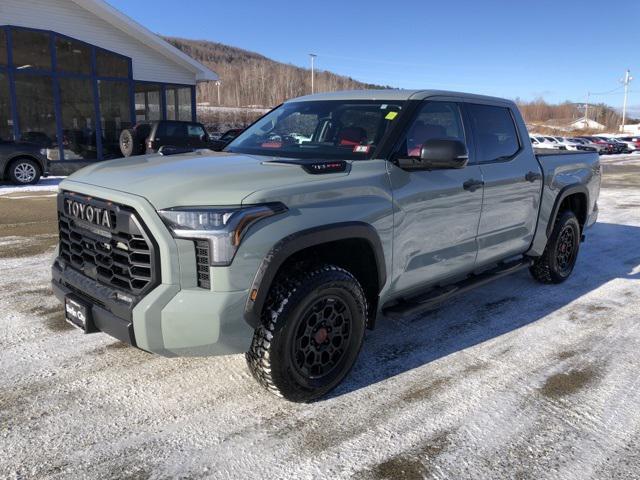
xmin=158 ymin=204 xmax=287 ymax=266
xmin=39 ymin=148 xmax=47 ymax=156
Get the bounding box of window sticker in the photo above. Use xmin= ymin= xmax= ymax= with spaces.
xmin=385 ymin=111 xmax=398 ymax=120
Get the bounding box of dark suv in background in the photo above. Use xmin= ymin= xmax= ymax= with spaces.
xmin=119 ymin=120 xmax=212 ymax=157
xmin=0 ymin=138 xmax=49 ymax=185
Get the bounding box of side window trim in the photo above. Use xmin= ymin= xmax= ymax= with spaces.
xmin=463 ymin=102 xmax=523 ymax=165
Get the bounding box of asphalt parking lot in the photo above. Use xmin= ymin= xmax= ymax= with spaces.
xmin=1 ymin=158 xmax=640 ymax=479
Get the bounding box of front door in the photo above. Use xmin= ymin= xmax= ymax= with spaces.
xmin=463 ymin=102 xmax=543 ymax=267
xmin=387 ymin=101 xmax=483 ymax=296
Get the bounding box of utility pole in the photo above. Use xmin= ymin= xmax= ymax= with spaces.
xmin=584 ymin=91 xmax=590 ymax=129
xmin=621 ymin=69 xmax=633 ymax=133
xmin=215 ymin=80 xmax=221 ymax=105
xmin=309 ymin=53 xmax=317 ymax=94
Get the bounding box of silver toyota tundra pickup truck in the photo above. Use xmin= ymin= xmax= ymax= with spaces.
xmin=52 ymin=90 xmax=600 ymax=401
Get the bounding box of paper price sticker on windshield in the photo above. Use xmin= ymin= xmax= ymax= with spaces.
xmin=353 ymin=145 xmax=370 ymax=153
xmin=385 ymin=111 xmax=398 ymax=120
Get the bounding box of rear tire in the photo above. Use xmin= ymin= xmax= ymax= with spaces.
xmin=119 ymin=129 xmax=144 ymax=157
xmin=8 ymin=158 xmax=41 ymax=185
xmin=530 ymin=210 xmax=580 ymax=284
xmin=246 ymin=264 xmax=367 ymax=402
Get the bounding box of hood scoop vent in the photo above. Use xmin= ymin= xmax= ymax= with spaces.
xmin=263 ymin=159 xmax=348 ymax=175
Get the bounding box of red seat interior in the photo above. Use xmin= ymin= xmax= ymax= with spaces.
xmin=337 ymin=127 xmax=367 ymax=146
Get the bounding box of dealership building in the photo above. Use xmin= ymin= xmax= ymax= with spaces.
xmin=0 ymin=0 xmax=217 ymax=170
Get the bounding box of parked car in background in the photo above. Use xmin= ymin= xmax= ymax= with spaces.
xmin=616 ymin=136 xmax=640 ymax=152
xmin=0 ymin=138 xmax=50 ymax=185
xmin=577 ymin=136 xmax=614 ymax=154
xmin=543 ymin=136 xmax=567 ymax=150
xmin=530 ymin=135 xmax=562 ymax=150
xmin=553 ymin=137 xmax=597 ymax=152
xmin=594 ymin=136 xmax=626 ymax=154
xmin=209 ymin=128 xmax=243 ymax=151
xmin=571 ymin=137 xmax=607 ymax=154
xmin=119 ymin=120 xmax=212 ymax=157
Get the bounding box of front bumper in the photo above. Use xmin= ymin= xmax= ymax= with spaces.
xmin=51 ymin=181 xmax=255 ymax=357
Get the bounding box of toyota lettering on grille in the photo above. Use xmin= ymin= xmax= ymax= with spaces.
xmin=65 ymin=199 xmax=112 ymax=229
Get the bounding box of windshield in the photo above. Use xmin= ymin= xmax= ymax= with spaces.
xmin=225 ymin=100 xmax=405 ymax=159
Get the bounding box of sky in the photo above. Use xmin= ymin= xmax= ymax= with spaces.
xmin=108 ymin=0 xmax=640 ymax=115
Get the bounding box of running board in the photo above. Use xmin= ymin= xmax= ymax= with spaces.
xmin=382 ymin=258 xmax=534 ymax=319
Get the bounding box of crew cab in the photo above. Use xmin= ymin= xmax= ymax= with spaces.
xmin=52 ymin=90 xmax=600 ymax=402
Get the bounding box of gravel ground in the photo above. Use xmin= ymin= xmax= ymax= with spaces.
xmin=1 ymin=157 xmax=640 ymax=479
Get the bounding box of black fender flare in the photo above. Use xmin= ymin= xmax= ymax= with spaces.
xmin=243 ymin=221 xmax=387 ymax=328
xmin=546 ymin=183 xmax=589 ymax=236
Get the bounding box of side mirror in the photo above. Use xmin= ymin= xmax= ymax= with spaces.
xmin=398 ymin=139 xmax=469 ymax=171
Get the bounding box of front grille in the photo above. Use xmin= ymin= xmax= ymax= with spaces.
xmin=57 ymin=193 xmax=158 ymax=298
xmin=194 ymin=240 xmax=211 ymax=289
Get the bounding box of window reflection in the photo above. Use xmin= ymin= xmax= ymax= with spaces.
xmin=12 ymin=30 xmax=51 ymax=70
xmin=14 ymin=74 xmax=57 ymax=147
xmin=99 ymin=80 xmax=132 ymax=159
xmin=55 ymin=37 xmax=92 ymax=74
xmin=59 ymin=77 xmax=97 ymax=159
xmin=0 ymin=29 xmax=7 ymax=67
xmin=135 ymin=83 xmax=161 ymax=121
xmin=96 ymin=49 xmax=129 ymax=78
xmin=166 ymin=86 xmax=192 ymax=121
xmin=0 ymin=73 xmax=12 ymax=140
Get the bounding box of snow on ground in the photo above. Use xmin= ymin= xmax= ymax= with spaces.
xmin=1 ymin=158 xmax=640 ymax=479
xmin=0 ymin=176 xmax=64 ymax=196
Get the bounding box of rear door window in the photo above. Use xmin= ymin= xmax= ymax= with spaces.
xmin=466 ymin=104 xmax=520 ymax=162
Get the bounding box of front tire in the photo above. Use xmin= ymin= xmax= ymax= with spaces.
xmin=530 ymin=210 xmax=581 ymax=284
xmin=246 ymin=265 xmax=367 ymax=402
xmin=9 ymin=158 xmax=41 ymax=185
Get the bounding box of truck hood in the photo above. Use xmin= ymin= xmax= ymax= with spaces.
xmin=61 ymin=152 xmax=348 ymax=209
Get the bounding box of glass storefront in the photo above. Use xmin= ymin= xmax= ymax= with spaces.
xmin=56 ymin=37 xmax=92 ymax=75
xmin=59 ymin=77 xmax=97 ymax=159
xmin=0 ymin=26 xmax=196 ymax=162
xmin=165 ymin=85 xmax=193 ymax=122
xmin=12 ymin=29 xmax=51 ymax=70
xmin=96 ymin=49 xmax=129 ymax=78
xmin=99 ymin=80 xmax=132 ymax=159
xmin=0 ymin=73 xmax=11 ymax=140
xmin=13 ymin=74 xmax=57 ymax=147
xmin=0 ymin=29 xmax=7 ymax=67
xmin=135 ymin=83 xmax=162 ymax=121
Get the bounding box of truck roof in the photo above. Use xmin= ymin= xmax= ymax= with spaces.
xmin=288 ymin=89 xmax=514 ymax=106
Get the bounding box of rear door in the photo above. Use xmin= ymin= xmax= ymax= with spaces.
xmin=387 ymin=100 xmax=484 ymax=295
xmin=463 ymin=102 xmax=543 ymax=267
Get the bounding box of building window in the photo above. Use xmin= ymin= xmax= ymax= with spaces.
xmin=12 ymin=29 xmax=51 ymax=71
xmin=166 ymin=86 xmax=192 ymax=121
xmin=98 ymin=80 xmax=132 ymax=159
xmin=59 ymin=77 xmax=97 ymax=159
xmin=0 ymin=29 xmax=7 ymax=67
xmin=96 ymin=49 xmax=129 ymax=78
xmin=55 ymin=37 xmax=92 ymax=75
xmin=135 ymin=83 xmax=162 ymax=121
xmin=0 ymin=73 xmax=12 ymax=140
xmin=13 ymin=74 xmax=57 ymax=146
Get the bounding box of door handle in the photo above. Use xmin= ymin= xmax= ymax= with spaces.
xmin=525 ymin=171 xmax=542 ymax=182
xmin=463 ymin=179 xmax=484 ymax=192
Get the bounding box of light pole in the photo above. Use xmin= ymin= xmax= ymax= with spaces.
xmin=621 ymin=69 xmax=633 ymax=132
xmin=309 ymin=53 xmax=317 ymax=94
xmin=215 ymin=80 xmax=221 ymax=105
